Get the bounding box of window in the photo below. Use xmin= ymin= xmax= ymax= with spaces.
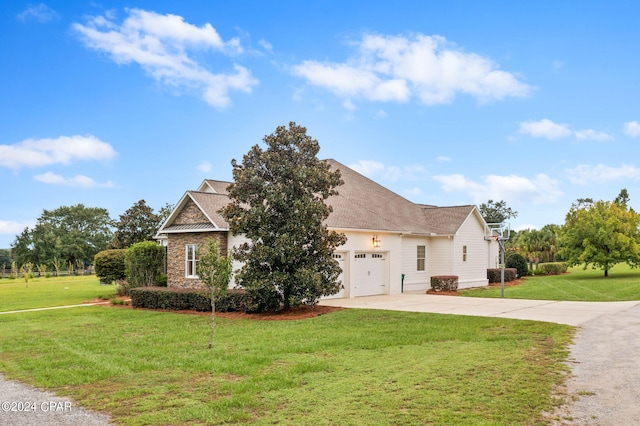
xmin=462 ymin=245 xmax=467 ymax=262
xmin=355 ymin=253 xmax=366 ymax=259
xmin=186 ymin=244 xmax=198 ymax=278
xmin=417 ymin=245 xmax=425 ymax=271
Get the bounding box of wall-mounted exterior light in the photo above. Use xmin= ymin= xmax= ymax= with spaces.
xmin=372 ymin=235 xmax=381 ymax=248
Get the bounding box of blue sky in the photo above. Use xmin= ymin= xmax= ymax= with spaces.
xmin=2 ymin=1 xmax=640 ymax=248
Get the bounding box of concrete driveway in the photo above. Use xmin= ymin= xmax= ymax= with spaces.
xmin=319 ymin=293 xmax=640 ymax=326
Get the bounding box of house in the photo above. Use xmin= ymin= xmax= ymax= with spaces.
xmin=156 ymin=159 xmax=498 ymax=298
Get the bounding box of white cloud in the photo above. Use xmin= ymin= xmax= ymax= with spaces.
xmin=17 ymin=3 xmax=58 ymax=23
xmin=574 ymin=129 xmax=613 ymax=141
xmin=0 ymin=135 xmax=116 ymax=170
xmin=374 ymin=109 xmax=387 ymax=119
xmin=436 ymin=156 xmax=451 ymax=162
xmin=519 ymin=118 xmax=612 ymax=141
xmin=433 ymin=173 xmax=562 ymax=204
xmin=624 ymin=121 xmax=640 ymax=137
xmin=197 ymin=161 xmax=212 ymax=173
xmin=552 ymin=60 xmax=564 ymax=73
xmin=33 ymin=172 xmax=114 ymax=188
xmin=402 ymin=187 xmax=424 ymax=196
xmin=0 ymin=220 xmax=32 ymax=235
xmin=293 ymin=33 xmax=531 ymax=107
xmin=349 ymin=160 xmax=386 ymax=177
xmin=515 ymin=224 xmax=537 ymax=231
xmin=565 ymin=164 xmax=640 ymax=185
xmin=348 ymin=160 xmax=428 ymax=182
xmin=258 ymin=39 xmax=273 ymax=53
xmin=73 ymin=8 xmax=258 ymax=108
xmin=519 ymin=119 xmax=572 ymax=139
xmin=343 ymin=98 xmax=356 ymax=111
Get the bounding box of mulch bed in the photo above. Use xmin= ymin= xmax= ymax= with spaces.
xmin=94 ymin=278 xmax=527 ymax=319
xmin=92 ymin=297 xmax=342 ymax=321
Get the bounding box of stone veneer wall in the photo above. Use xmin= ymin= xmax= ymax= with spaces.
xmin=167 ymin=231 xmax=228 ymax=289
xmin=174 ymin=199 xmax=210 ymax=225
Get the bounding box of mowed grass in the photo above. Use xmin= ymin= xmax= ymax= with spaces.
xmin=0 ymin=306 xmax=572 ymax=425
xmin=0 ymin=275 xmax=116 ymax=312
xmin=462 ymin=263 xmax=640 ymax=301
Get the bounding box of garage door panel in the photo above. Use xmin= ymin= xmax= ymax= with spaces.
xmin=353 ymin=252 xmax=386 ymax=297
xmin=323 ymin=253 xmax=346 ymax=299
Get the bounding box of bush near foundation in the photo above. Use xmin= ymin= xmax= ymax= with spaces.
xmin=130 ymin=287 xmax=249 ymax=312
xmin=94 ymin=249 xmax=126 ymax=284
xmin=506 ymin=253 xmax=528 ymax=277
xmin=430 ymin=275 xmax=459 ymax=292
xmin=487 ymin=268 xmax=517 ymax=283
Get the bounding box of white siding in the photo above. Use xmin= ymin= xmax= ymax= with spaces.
xmin=452 ymin=212 xmax=490 ymax=289
xmin=227 ymin=233 xmax=251 ymax=288
xmin=428 ymin=237 xmax=453 ymax=276
xmin=336 ymin=230 xmax=402 ymax=297
xmin=401 ymin=236 xmax=430 ymax=292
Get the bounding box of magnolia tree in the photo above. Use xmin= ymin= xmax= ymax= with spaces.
xmin=220 ymin=122 xmax=347 ymax=312
xmin=196 ymin=238 xmax=232 ymax=349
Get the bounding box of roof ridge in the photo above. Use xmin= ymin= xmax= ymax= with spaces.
xmin=327 ymin=159 xmax=417 ymax=206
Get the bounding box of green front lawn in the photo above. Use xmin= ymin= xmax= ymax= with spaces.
xmin=0 ymin=275 xmax=116 ymax=312
xmin=462 ymin=264 xmax=640 ymax=301
xmin=0 ymin=307 xmax=572 ymax=425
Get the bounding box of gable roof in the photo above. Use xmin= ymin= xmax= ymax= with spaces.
xmin=197 ymin=179 xmax=231 ymax=194
xmin=157 ymin=159 xmax=484 ymax=237
xmin=158 ymin=191 xmax=230 ymax=233
xmin=325 ymin=159 xmax=478 ymax=235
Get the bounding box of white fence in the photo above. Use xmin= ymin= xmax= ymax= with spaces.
xmin=0 ymin=269 xmax=94 ymax=279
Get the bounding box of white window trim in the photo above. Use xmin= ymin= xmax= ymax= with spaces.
xmin=417 ymin=245 xmax=426 ymax=271
xmin=186 ymin=244 xmax=198 ymax=278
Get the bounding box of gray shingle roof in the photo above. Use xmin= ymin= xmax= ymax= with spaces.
xmin=325 ymin=159 xmax=476 ymax=235
xmin=161 ymin=159 xmax=479 ymax=236
xmin=188 ymin=191 xmax=230 ymax=229
xmin=202 ymin=180 xmax=231 ymax=195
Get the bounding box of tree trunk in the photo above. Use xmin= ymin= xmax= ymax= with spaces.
xmin=604 ymin=269 xmax=609 ymax=277
xmin=208 ymin=292 xmax=215 ymax=349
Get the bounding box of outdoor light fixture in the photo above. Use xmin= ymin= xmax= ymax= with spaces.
xmin=372 ymin=235 xmax=381 ymax=248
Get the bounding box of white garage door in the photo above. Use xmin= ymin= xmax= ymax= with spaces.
xmin=323 ymin=253 xmax=346 ymax=299
xmin=353 ymin=252 xmax=387 ymax=297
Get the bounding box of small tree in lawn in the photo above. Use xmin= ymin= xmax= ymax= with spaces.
xmin=220 ymin=122 xmax=347 ymax=312
xmin=52 ymin=257 xmax=61 ymax=276
xmin=196 ymin=238 xmax=232 ymax=349
xmin=21 ymin=262 xmax=33 ymax=287
xmin=559 ymin=192 xmax=640 ymax=277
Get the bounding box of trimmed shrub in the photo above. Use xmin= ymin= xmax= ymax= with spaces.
xmin=94 ymin=249 xmax=126 ymax=284
xmin=157 ymin=274 xmax=168 ymax=287
xmin=487 ymin=268 xmax=517 ymax=283
xmin=430 ymin=275 xmax=459 ymax=292
xmin=538 ymin=262 xmax=568 ymax=275
xmin=125 ymin=241 xmax=165 ymax=293
xmin=506 ymin=253 xmax=528 ymax=278
xmin=530 ymin=268 xmax=547 ymax=276
xmin=130 ymin=287 xmax=249 ymax=312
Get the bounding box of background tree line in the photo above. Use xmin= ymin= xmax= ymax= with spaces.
xmin=481 ymin=189 xmax=640 ymax=277
xmin=5 ymin=200 xmax=172 ymax=274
